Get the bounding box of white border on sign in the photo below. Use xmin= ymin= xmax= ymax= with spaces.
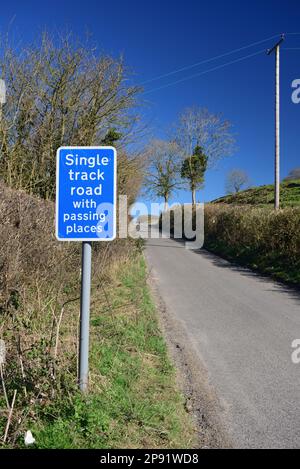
xmin=55 ymin=146 xmax=117 ymax=242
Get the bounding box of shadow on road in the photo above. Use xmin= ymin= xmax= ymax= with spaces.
xmin=146 ymin=231 xmax=300 ymax=304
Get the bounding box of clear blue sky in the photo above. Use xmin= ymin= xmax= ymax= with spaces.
xmin=1 ymin=0 xmax=299 ymax=206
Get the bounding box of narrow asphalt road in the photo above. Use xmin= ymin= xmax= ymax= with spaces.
xmin=145 ymin=234 xmax=300 ymax=448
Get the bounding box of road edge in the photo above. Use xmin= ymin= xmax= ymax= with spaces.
xmin=145 ymin=253 xmax=232 ymax=449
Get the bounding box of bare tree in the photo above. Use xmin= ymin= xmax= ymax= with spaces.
xmin=174 ymin=106 xmax=235 ymax=206
xmin=225 ymin=169 xmax=249 ymax=194
xmin=143 ymin=139 xmax=181 ymax=211
xmin=0 ymin=32 xmax=141 ymax=199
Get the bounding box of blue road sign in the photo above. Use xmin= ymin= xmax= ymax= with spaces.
xmin=56 ymin=146 xmax=117 ymax=241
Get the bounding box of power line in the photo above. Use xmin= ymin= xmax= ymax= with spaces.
xmin=141 ymin=34 xmax=280 ymax=86
xmin=144 ymin=49 xmax=265 ymax=95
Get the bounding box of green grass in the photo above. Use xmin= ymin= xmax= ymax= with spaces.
xmin=23 ymin=255 xmax=195 ymax=449
xmin=212 ymin=179 xmax=300 ymax=207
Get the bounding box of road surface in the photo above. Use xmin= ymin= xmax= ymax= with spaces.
xmin=145 ymin=234 xmax=300 ymax=448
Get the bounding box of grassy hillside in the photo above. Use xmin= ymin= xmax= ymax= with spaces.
xmin=212 ymin=179 xmax=300 ymax=207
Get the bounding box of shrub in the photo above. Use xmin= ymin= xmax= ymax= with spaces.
xmin=204 ymin=204 xmax=300 ymax=285
xmin=0 ymin=32 xmax=140 ymax=199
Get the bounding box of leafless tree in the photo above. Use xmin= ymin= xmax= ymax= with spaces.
xmin=143 ymin=139 xmax=181 ymax=211
xmin=0 ymin=32 xmax=141 ymax=199
xmin=174 ymin=106 xmax=235 ymax=204
xmin=225 ymin=169 xmax=249 ymax=194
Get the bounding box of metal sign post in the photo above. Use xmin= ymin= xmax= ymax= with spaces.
xmin=79 ymin=241 xmax=92 ymax=392
xmin=56 ymin=146 xmax=116 ymax=392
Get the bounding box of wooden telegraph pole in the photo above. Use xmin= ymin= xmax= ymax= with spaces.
xmin=267 ymin=34 xmax=285 ymax=210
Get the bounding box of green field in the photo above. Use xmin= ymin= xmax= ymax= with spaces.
xmin=212 ymin=179 xmax=300 ymax=207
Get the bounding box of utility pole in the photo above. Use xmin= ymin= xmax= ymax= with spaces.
xmin=267 ymin=34 xmax=285 ymax=210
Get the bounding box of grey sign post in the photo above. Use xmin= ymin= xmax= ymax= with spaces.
xmin=56 ymin=146 xmax=117 ymax=393
xmin=79 ymin=241 xmax=92 ymax=392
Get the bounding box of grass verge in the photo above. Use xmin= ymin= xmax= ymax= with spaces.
xmin=25 ymin=254 xmax=196 ymax=449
